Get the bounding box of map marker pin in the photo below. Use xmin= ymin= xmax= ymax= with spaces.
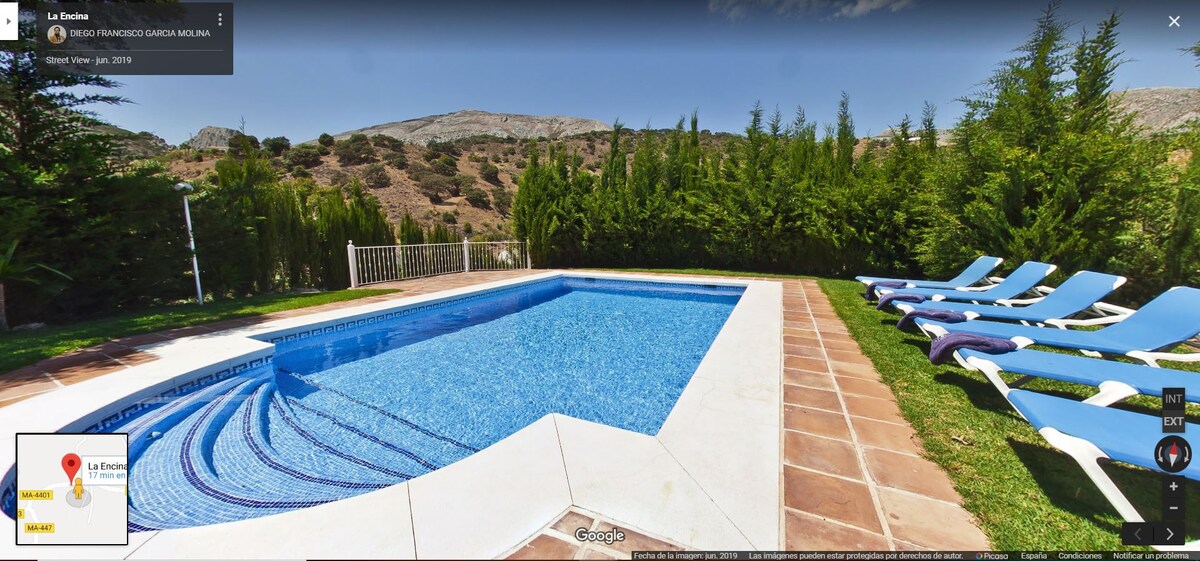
xmin=61 ymin=453 xmax=81 ymax=484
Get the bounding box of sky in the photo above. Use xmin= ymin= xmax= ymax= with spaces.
xmin=80 ymin=0 xmax=1200 ymax=145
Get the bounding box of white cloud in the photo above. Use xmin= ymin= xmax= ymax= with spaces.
xmin=834 ymin=0 xmax=915 ymax=18
xmin=708 ymin=0 xmax=915 ymax=20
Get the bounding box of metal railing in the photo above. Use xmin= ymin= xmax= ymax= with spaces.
xmin=348 ymin=239 xmax=529 ymax=287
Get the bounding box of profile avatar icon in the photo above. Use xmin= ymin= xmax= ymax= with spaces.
xmin=47 ymin=25 xmax=67 ymax=44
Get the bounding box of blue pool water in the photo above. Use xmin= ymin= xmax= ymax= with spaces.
xmin=1 ymin=277 xmax=743 ymax=530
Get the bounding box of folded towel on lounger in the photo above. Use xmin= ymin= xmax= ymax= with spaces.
xmin=876 ymin=292 xmax=927 ymax=310
xmin=897 ymin=308 xmax=968 ymax=330
xmin=864 ymin=280 xmax=908 ymax=301
xmin=928 ymin=333 xmax=1017 ymax=365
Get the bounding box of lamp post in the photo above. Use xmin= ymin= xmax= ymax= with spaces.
xmin=174 ymin=182 xmax=203 ymax=305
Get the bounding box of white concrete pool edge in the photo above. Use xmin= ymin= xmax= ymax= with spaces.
xmin=0 ymin=271 xmax=781 ymax=559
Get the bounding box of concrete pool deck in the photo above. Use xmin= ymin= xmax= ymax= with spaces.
xmin=0 ymin=269 xmax=988 ymax=558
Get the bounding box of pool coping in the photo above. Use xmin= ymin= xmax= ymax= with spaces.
xmin=0 ymin=270 xmax=782 ymax=559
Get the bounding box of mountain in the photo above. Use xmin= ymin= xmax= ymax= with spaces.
xmin=1113 ymin=87 xmax=1200 ymax=135
xmin=182 ymin=126 xmax=241 ymax=150
xmin=867 ymin=87 xmax=1200 ymax=149
xmin=92 ymin=124 xmax=172 ymax=159
xmin=326 ymin=109 xmax=612 ymax=144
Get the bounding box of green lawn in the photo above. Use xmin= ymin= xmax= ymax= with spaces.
xmin=819 ymin=277 xmax=1198 ymax=550
xmin=600 ymin=267 xmax=1193 ymax=549
xmin=0 ymin=289 xmax=398 ymax=375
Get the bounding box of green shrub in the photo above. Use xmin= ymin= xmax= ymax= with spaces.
xmin=491 ymin=187 xmax=512 ymax=215
xmin=334 ymin=134 xmax=376 ymax=165
xmin=463 ymin=186 xmax=490 ymax=208
xmin=284 ymin=144 xmax=322 ymax=168
xmin=262 ymin=136 xmax=291 ymax=156
xmin=362 ymin=163 xmax=390 ymax=189
xmin=431 ymin=154 xmax=458 ymax=176
xmin=425 ymin=140 xmax=461 ymax=158
xmin=327 ymin=169 xmax=352 ymax=186
xmin=417 ymin=174 xmax=450 ymax=203
xmin=370 ymin=134 xmax=403 ymax=151
xmin=441 ymin=211 xmax=457 ymax=224
xmin=291 ymin=166 xmax=311 ymax=178
xmin=226 ymin=133 xmax=260 ymax=158
xmin=449 ymin=173 xmax=475 ymax=195
xmin=317 ymin=133 xmax=335 ymax=147
xmin=479 ymin=161 xmax=501 ymax=185
xmin=383 ymin=150 xmax=408 ymax=170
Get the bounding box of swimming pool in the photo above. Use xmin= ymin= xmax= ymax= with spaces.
xmin=4 ymin=277 xmax=743 ymax=531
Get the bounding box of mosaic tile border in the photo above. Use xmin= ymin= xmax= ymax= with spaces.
xmin=87 ymin=356 xmax=272 ymax=434
xmin=260 ymin=275 xmax=747 ymax=346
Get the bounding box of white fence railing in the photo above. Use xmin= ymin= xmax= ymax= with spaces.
xmin=348 ymin=239 xmax=530 ymax=287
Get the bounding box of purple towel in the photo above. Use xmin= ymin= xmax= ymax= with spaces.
xmin=897 ymin=308 xmax=968 ymax=330
xmin=864 ymin=280 xmax=908 ymax=301
xmin=928 ymin=333 xmax=1018 ymax=365
xmin=876 ymin=292 xmax=926 ymax=310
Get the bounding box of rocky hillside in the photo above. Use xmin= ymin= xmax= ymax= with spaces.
xmin=1114 ymin=87 xmax=1200 ymax=135
xmin=92 ymin=124 xmax=172 ymax=160
xmin=182 ymin=126 xmax=240 ymax=150
xmin=328 ymin=110 xmax=612 ymax=144
xmin=166 ymin=131 xmax=619 ymax=238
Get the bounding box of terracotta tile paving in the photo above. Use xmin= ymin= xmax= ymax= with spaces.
xmin=0 ymin=269 xmax=539 ymax=407
xmin=503 ymin=507 xmax=685 ymax=560
xmin=780 ymin=278 xmax=989 ymax=551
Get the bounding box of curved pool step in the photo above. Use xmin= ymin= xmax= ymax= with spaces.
xmin=210 ymin=383 xmax=394 ymax=494
xmin=129 ymin=377 xmax=308 ymax=529
xmin=276 ymin=370 xmax=479 ymax=468
xmin=272 ymin=393 xmax=439 ymax=478
xmin=122 ymin=374 xmax=253 ymax=461
xmin=263 ymin=388 xmax=414 ymax=482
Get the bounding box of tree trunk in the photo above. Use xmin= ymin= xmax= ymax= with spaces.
xmin=0 ymin=282 xmax=8 ymax=332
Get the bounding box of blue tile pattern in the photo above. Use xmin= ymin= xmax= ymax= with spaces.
xmin=0 ymin=277 xmax=744 ymax=532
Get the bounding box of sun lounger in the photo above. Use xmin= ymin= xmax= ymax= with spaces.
xmin=895 ymin=271 xmax=1126 ymax=326
xmin=915 ymin=287 xmax=1200 ymax=366
xmin=856 ymin=255 xmax=1003 ymax=290
xmin=876 ymin=261 xmax=1057 ymax=305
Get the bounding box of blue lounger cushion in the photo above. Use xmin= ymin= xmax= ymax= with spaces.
xmin=856 ymin=256 xmax=1003 ymax=290
xmin=1007 ymin=389 xmax=1200 ymax=479
xmin=959 ymin=348 xmax=1200 ymax=402
xmin=899 ymin=271 xmax=1125 ymax=323
xmin=877 ymin=261 xmax=1056 ymax=304
xmin=916 ymin=286 xmax=1200 ymax=355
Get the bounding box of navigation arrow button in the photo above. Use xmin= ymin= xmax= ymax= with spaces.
xmin=1122 ymin=522 xmax=1153 ymax=545
xmin=1156 ymin=523 xmax=1185 ymax=545
xmin=0 ymin=3 xmax=14 ymax=41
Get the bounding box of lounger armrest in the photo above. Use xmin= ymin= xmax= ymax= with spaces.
xmin=955 ymin=285 xmax=994 ymax=292
xmin=1032 ymin=285 xmax=1056 ymax=296
xmin=1091 ymin=301 xmax=1136 ymax=317
xmin=995 ymin=296 xmax=1045 ymax=307
xmin=1125 ymin=350 xmax=1200 ymax=368
xmin=1042 ymin=315 xmax=1129 ymax=329
xmin=985 ymin=276 xmax=1005 ymax=285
